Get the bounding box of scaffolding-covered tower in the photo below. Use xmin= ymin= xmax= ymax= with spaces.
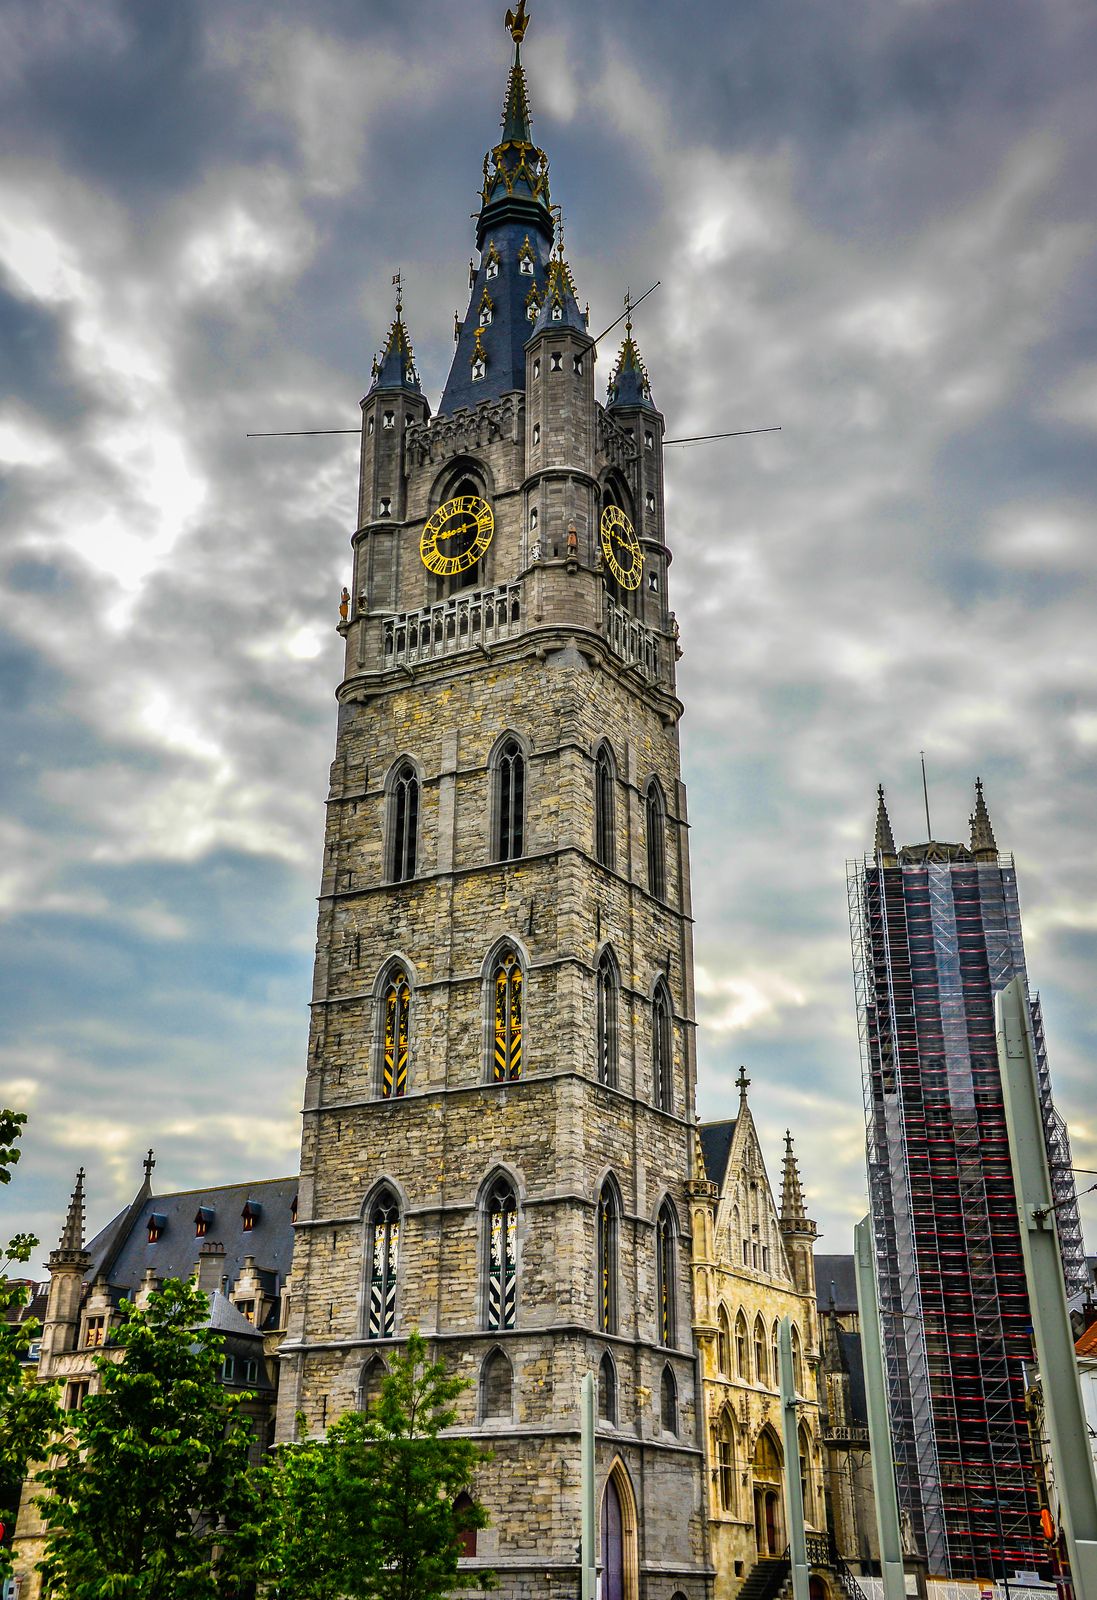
xmin=848 ymin=782 xmax=1085 ymax=1582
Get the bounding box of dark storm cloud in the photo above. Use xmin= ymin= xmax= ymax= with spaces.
xmin=2 ymin=0 xmax=1097 ymax=1258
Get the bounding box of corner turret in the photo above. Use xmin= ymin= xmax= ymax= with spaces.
xmin=604 ymin=295 xmax=667 ymax=623
xmin=778 ymin=1131 xmax=818 ymax=1299
xmin=355 ymin=283 xmax=430 ymax=606
xmin=970 ymin=776 xmax=998 ymax=862
xmin=41 ymin=1168 xmax=91 ymax=1361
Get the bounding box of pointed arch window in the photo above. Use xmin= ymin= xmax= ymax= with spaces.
xmin=480 ymin=1346 xmax=513 ymax=1421
xmin=772 ymin=1321 xmax=780 ymax=1393
xmin=485 ymin=1178 xmax=517 ymax=1329
xmin=598 ymin=1350 xmax=617 ymax=1424
xmin=716 ymin=1410 xmax=736 ymax=1513
xmin=655 ymin=1201 xmax=676 ymax=1347
xmin=596 ymin=951 xmax=618 ymax=1086
xmin=389 ymin=763 xmax=419 ymax=882
xmin=358 ymin=1354 xmax=387 ymax=1413
xmin=453 ymin=1491 xmax=478 ymax=1558
xmin=381 ymin=967 xmax=410 ymax=1098
xmin=495 ymin=737 xmax=525 ymax=861
xmin=492 ymin=949 xmax=523 ymax=1081
xmin=594 ymin=744 xmax=615 ymax=870
xmin=717 ymin=1304 xmax=732 ymax=1375
xmin=652 ymin=982 xmax=673 ymax=1112
xmin=792 ymin=1323 xmax=804 ymax=1393
xmin=597 ymin=1183 xmax=619 ymax=1334
xmin=661 ymin=1364 xmax=678 ymax=1435
xmin=798 ymin=1422 xmax=813 ymax=1521
xmin=735 ymin=1311 xmax=749 ymax=1379
xmin=645 ymin=780 xmax=667 ymax=901
xmin=754 ymin=1315 xmax=768 ymax=1385
xmin=366 ymin=1188 xmax=399 ymax=1339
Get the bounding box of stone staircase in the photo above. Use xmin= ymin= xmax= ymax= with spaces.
xmin=736 ymin=1556 xmax=793 ymax=1600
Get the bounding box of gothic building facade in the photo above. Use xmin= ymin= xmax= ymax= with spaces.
xmin=275 ymin=14 xmax=710 ymax=1599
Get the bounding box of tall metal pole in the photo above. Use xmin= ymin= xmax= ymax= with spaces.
xmin=996 ymin=977 xmax=1097 ymax=1598
xmin=580 ymin=1371 xmax=597 ymax=1600
xmin=779 ymin=1315 xmax=810 ymax=1600
xmin=855 ymin=1214 xmax=912 ymax=1600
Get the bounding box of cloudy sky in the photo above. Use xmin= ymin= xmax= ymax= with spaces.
xmin=3 ymin=0 xmax=1097 ymax=1268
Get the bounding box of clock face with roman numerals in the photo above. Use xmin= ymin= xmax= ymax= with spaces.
xmin=420 ymin=495 xmax=495 ymax=576
xmin=599 ymin=504 xmax=642 ymax=590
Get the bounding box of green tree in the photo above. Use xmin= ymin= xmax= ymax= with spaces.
xmin=37 ymin=1275 xmax=259 ymax=1600
xmin=0 ymin=1109 xmax=61 ymax=1582
xmin=253 ymin=1331 xmax=492 ymax=1600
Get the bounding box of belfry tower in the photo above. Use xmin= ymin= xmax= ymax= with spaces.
xmin=278 ymin=12 xmax=711 ymax=1597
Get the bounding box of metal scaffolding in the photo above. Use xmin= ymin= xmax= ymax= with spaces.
xmin=848 ymin=847 xmax=1082 ymax=1583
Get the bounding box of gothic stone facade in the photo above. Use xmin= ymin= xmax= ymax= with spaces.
xmin=274 ymin=26 xmax=712 ymax=1600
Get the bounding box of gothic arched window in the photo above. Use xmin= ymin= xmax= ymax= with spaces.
xmin=380 ymin=967 xmax=410 ymax=1099
xmin=358 ymin=1353 xmax=386 ymax=1413
xmin=652 ymin=982 xmax=673 ymax=1112
xmin=453 ymin=1492 xmax=478 ymax=1558
xmin=596 ymin=951 xmax=618 ymax=1086
xmin=645 ymin=780 xmax=667 ymax=901
xmin=598 ymin=1350 xmax=617 ymax=1425
xmin=661 ymin=1364 xmax=678 ymax=1435
xmin=494 ymin=737 xmax=525 ymax=861
xmin=735 ymin=1311 xmax=749 ymax=1379
xmin=792 ymin=1323 xmax=804 ymax=1393
xmin=492 ymin=949 xmax=523 ymax=1081
xmin=716 ymin=1410 xmax=736 ymax=1513
xmin=389 ymin=762 xmax=419 ymax=882
xmin=754 ymin=1315 xmax=768 ymax=1385
xmin=485 ymin=1178 xmax=517 ymax=1330
xmin=655 ymin=1201 xmax=676 ymax=1347
xmin=480 ymin=1346 xmax=512 ymax=1421
xmin=594 ymin=744 xmax=615 ymax=870
xmin=717 ymin=1304 xmax=732 ymax=1375
xmin=366 ymin=1188 xmax=400 ymax=1340
xmin=597 ymin=1182 xmax=619 ymax=1334
xmin=447 ymin=474 xmax=484 ymax=592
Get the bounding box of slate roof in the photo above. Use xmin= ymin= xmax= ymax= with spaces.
xmin=86 ymin=1176 xmax=297 ymax=1299
xmin=699 ymin=1120 xmax=737 ymax=1187
xmin=816 ymin=1253 xmax=858 ymax=1315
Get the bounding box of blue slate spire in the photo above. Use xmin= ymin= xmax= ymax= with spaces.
xmin=439 ymin=9 xmax=557 ymax=414
xmin=606 ymin=294 xmax=655 ymax=410
xmin=529 ymin=229 xmax=588 ymax=338
xmin=366 ymin=277 xmax=422 ymax=397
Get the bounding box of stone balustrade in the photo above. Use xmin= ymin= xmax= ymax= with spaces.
xmin=381 ymin=583 xmax=522 ymax=668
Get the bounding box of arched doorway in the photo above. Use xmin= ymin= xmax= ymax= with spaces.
xmin=601 ymin=1459 xmax=638 ymax=1600
xmin=752 ymin=1427 xmax=784 ymax=1556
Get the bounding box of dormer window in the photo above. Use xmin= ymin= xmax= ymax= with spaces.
xmin=194 ymin=1207 xmax=215 ymax=1238
xmin=241 ymin=1200 xmax=262 ymax=1233
xmin=486 ymin=259 xmax=499 ymax=279
xmin=405 ymin=366 xmax=417 ymax=385
xmin=147 ymin=1214 xmax=166 ymax=1244
xmin=527 ymin=301 xmax=538 ymax=321
xmin=85 ymin=1317 xmax=106 ymax=1348
xmin=472 ymin=357 xmax=486 ymax=381
xmin=550 ymin=353 xmax=562 ymax=372
xmin=520 ymin=258 xmax=534 ymax=276
xmin=237 ymin=1299 xmax=256 ymax=1324
xmin=551 ymin=303 xmax=563 ymax=321
xmin=383 ymin=411 xmax=395 ymax=429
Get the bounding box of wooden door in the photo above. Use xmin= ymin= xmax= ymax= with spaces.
xmin=602 ymin=1474 xmax=624 ymax=1600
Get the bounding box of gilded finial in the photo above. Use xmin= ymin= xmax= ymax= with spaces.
xmin=550 ymin=203 xmax=565 ymax=256
xmin=391 ymin=270 xmax=403 ymax=316
xmin=505 ymin=0 xmax=530 ymax=44
xmin=624 ymin=286 xmax=633 ymax=339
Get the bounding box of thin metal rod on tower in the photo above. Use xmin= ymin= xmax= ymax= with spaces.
xmin=920 ymin=751 xmax=933 ymax=840
xmin=590 ymin=281 xmax=659 ymax=347
xmin=664 ymin=426 xmax=781 ymax=446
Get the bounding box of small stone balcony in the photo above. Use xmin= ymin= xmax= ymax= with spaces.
xmin=381 ymin=583 xmax=522 ymax=669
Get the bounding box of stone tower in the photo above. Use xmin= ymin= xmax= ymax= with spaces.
xmin=277 ymin=13 xmax=711 ymax=1598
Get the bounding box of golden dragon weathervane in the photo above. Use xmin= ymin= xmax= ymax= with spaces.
xmin=505 ymin=0 xmax=530 ymax=44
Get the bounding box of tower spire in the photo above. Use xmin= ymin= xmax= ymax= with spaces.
xmin=607 ymin=286 xmax=655 ymax=409
xmin=970 ymin=776 xmax=998 ymax=861
xmin=58 ymin=1167 xmax=86 ymax=1253
xmin=477 ymin=5 xmax=551 ymax=249
xmin=874 ymin=784 xmax=898 ymax=864
xmin=367 ymin=277 xmax=422 ymax=397
xmin=780 ymin=1131 xmax=808 ymax=1227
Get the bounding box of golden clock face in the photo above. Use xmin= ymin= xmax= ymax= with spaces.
xmin=420 ymin=495 xmax=494 ymax=576
xmin=599 ymin=505 xmax=642 ymax=591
